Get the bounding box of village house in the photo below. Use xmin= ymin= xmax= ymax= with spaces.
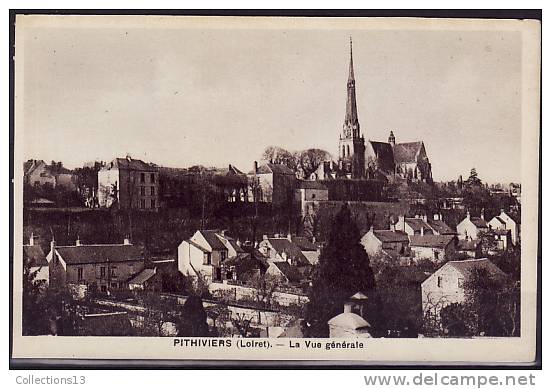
xmin=456 ymin=239 xmax=482 ymax=258
xmin=290 ymin=236 xmax=321 ymax=265
xmin=248 ymin=161 xmax=296 ymax=206
xmin=360 ymin=226 xmax=409 ymax=258
xmin=47 ymin=238 xmax=146 ymax=293
xmin=98 ymin=156 xmax=159 ymax=211
xmin=24 ymin=159 xmax=76 ymax=190
xmin=488 ymin=209 xmax=520 ymax=246
xmin=421 ymin=258 xmax=506 ymax=320
xmin=394 ymin=215 xmax=434 ymax=236
xmin=409 ymin=234 xmax=457 ymax=263
xmin=178 ymin=230 xmax=246 ymax=283
xmin=456 ymin=210 xmax=489 ymax=241
xmin=23 ymin=233 xmax=49 ymax=285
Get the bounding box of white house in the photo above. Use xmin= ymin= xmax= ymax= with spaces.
xmin=456 ymin=210 xmax=489 ymax=241
xmin=421 ymin=258 xmax=505 ymax=319
xmin=361 ymin=226 xmax=409 ymax=257
xmin=178 ymin=230 xmax=244 ymax=283
xmin=258 ymin=235 xmax=310 ymax=266
xmin=394 ymin=215 xmax=434 ymax=236
xmin=488 ymin=210 xmax=520 ymax=245
xmin=409 ymin=235 xmax=457 ymax=263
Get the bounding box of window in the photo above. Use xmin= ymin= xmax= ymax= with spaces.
xmin=110 ymin=266 xmax=117 ymax=278
xmin=437 ymin=276 xmax=443 ymax=288
xmin=140 ymin=199 xmax=146 ymax=209
xmin=434 ymin=251 xmax=439 ymax=260
xmin=150 ymin=173 xmax=155 ymax=183
xmin=150 ymin=199 xmax=156 ymax=209
xmin=77 ymin=268 xmax=83 ymax=281
xmin=203 ymin=253 xmax=212 ymax=265
xmin=140 ymin=173 xmax=145 ymax=183
xmin=140 ymin=186 xmax=146 ymax=196
xmin=221 ymin=251 xmax=226 ymax=262
xmin=150 ymin=186 xmax=155 ymax=196
xmin=100 ymin=267 xmax=106 ymax=278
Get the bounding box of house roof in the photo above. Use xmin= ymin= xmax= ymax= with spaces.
xmin=187 ymin=239 xmax=209 ymax=253
xmin=267 ymin=238 xmax=309 ymax=265
xmin=199 ymin=230 xmax=228 ymax=251
xmin=327 ymin=312 xmax=370 ymax=330
xmin=470 ymin=217 xmax=488 ymax=228
xmin=492 ymin=229 xmax=510 ymax=236
xmin=373 ymin=230 xmax=409 ymax=243
xmin=393 ymin=141 xmax=423 ymax=163
xmin=127 ymin=268 xmax=157 ymax=285
xmin=296 ymin=180 xmax=327 ymax=190
xmin=447 ymin=258 xmax=506 ymax=279
xmin=427 ymin=219 xmax=455 ymax=235
xmin=271 ymin=262 xmax=304 ymax=283
xmin=23 ymin=245 xmax=48 ymax=267
xmin=409 ymin=234 xmax=455 ymax=249
xmin=349 ymin=292 xmax=369 ymax=300
xmin=369 ymin=141 xmax=395 ymax=172
xmin=55 ymin=244 xmax=145 ymax=265
xmin=404 ymin=218 xmax=433 ymax=233
xmin=492 ymin=216 xmax=506 ymax=226
xmin=226 ymin=238 xmax=245 ymax=254
xmin=291 ymin=237 xmax=318 ymax=252
xmin=105 ymin=158 xmax=157 ymax=172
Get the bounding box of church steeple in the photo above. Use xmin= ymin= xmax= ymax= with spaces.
xmin=343 ymin=36 xmax=360 ymax=139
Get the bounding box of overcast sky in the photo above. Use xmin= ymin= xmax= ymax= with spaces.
xmin=18 ymin=18 xmax=522 ymax=183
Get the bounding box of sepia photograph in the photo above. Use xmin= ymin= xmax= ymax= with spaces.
xmin=10 ymin=13 xmax=541 ymax=364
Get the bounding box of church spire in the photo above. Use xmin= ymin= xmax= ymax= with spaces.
xmin=343 ymin=36 xmax=359 ymax=139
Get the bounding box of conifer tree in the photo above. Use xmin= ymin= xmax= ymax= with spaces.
xmin=305 ymin=204 xmax=375 ymax=337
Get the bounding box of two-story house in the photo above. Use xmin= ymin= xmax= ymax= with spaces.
xmin=360 ymin=226 xmax=409 ymax=257
xmin=421 ymin=258 xmax=505 ymax=319
xmin=178 ymin=230 xmax=245 ymax=283
xmin=98 ymin=157 xmax=159 ymax=210
xmin=409 ymin=235 xmax=457 ymax=263
xmin=456 ymin=210 xmax=489 ymax=241
xmin=47 ymin=238 xmax=146 ymax=293
xmin=488 ymin=209 xmax=520 ymax=246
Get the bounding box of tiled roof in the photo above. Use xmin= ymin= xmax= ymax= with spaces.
xmin=373 ymin=230 xmax=409 ymax=243
xmin=393 ymin=141 xmax=423 ymax=163
xmin=427 ymin=219 xmax=455 ymax=234
xmin=409 ymin=234 xmax=455 ymax=249
xmin=447 ymin=258 xmax=506 ymax=279
xmin=272 ymin=262 xmax=303 ymax=283
xmin=226 ymin=238 xmax=245 ymax=254
xmin=470 ymin=217 xmax=488 ymax=228
xmin=187 ymin=239 xmax=209 ymax=252
xmin=105 ymin=158 xmax=157 ymax=172
xmin=200 ymin=230 xmax=228 ymax=251
xmin=405 ymin=218 xmax=433 ymax=233
xmin=267 ymin=238 xmax=309 ymax=265
xmin=291 ymin=237 xmax=318 ymax=252
xmin=369 ymin=141 xmax=395 ymax=172
xmin=23 ymin=245 xmax=48 ymax=267
xmin=296 ymin=180 xmax=327 ymax=190
xmin=127 ymin=268 xmax=157 ymax=285
xmin=492 ymin=216 xmax=506 ymax=226
xmin=55 ymin=244 xmax=145 ymax=265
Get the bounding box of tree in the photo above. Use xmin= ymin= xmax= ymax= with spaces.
xmin=261 ymin=146 xmax=298 ymax=171
xmin=305 ymin=204 xmax=376 ymax=337
xmin=176 ymin=295 xmax=210 ymax=336
xmin=22 ymin=261 xmax=48 ymax=335
xmin=139 ymin=293 xmax=175 ymax=336
xmin=296 ymin=148 xmax=331 ymax=178
xmin=465 ymin=168 xmax=482 ymax=188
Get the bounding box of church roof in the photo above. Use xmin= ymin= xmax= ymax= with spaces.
xmin=369 ymin=141 xmax=395 ymax=172
xmin=393 ymin=141 xmax=424 ymax=164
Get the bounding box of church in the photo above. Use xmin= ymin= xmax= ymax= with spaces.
xmin=324 ymin=38 xmax=433 ymax=184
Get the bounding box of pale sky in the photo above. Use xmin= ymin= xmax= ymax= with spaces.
xmin=18 ymin=17 xmax=522 ymax=183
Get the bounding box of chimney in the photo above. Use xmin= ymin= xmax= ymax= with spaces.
xmin=466 ymin=210 xmax=471 ymax=219
xmin=29 ymin=232 xmax=35 ymax=246
xmin=343 ymin=302 xmax=353 ymax=313
xmin=480 ymin=208 xmax=485 ymax=220
xmin=287 ymin=232 xmax=292 ymax=242
xmin=236 ymin=239 xmax=242 ymax=247
xmin=262 ymin=234 xmax=268 ymax=241
xmin=422 ymin=214 xmax=428 ymax=222
xmin=398 ymin=215 xmax=405 ymax=230
xmin=433 ymin=213 xmax=440 ymax=221
xmin=123 ymin=237 xmax=131 ymax=245
xmin=390 ymin=222 xmax=395 ymax=232
xmin=50 ymin=238 xmax=56 ymax=253
xmin=369 ymin=225 xmax=374 ymax=233
xmin=420 ymin=226 xmax=425 ymax=236
xmin=76 ymin=236 xmax=81 ymax=246
xmin=274 ymin=233 xmax=280 ymax=238
xmin=220 ymin=230 xmax=226 ymax=237
xmin=311 ymin=236 xmax=316 ymax=244
xmin=253 ymin=161 xmax=259 ymax=174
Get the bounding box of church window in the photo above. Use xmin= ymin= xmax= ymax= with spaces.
xmin=342 ymin=146 xmax=346 ymax=158
xmin=347 ymin=145 xmax=350 ymax=157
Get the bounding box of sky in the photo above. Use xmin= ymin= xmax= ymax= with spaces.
xmin=18 ymin=17 xmax=522 ymax=183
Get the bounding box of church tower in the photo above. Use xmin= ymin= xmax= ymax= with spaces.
xmin=338 ymin=37 xmax=366 ymax=179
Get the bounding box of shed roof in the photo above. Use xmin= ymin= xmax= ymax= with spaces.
xmin=127 ymin=268 xmax=157 ymax=285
